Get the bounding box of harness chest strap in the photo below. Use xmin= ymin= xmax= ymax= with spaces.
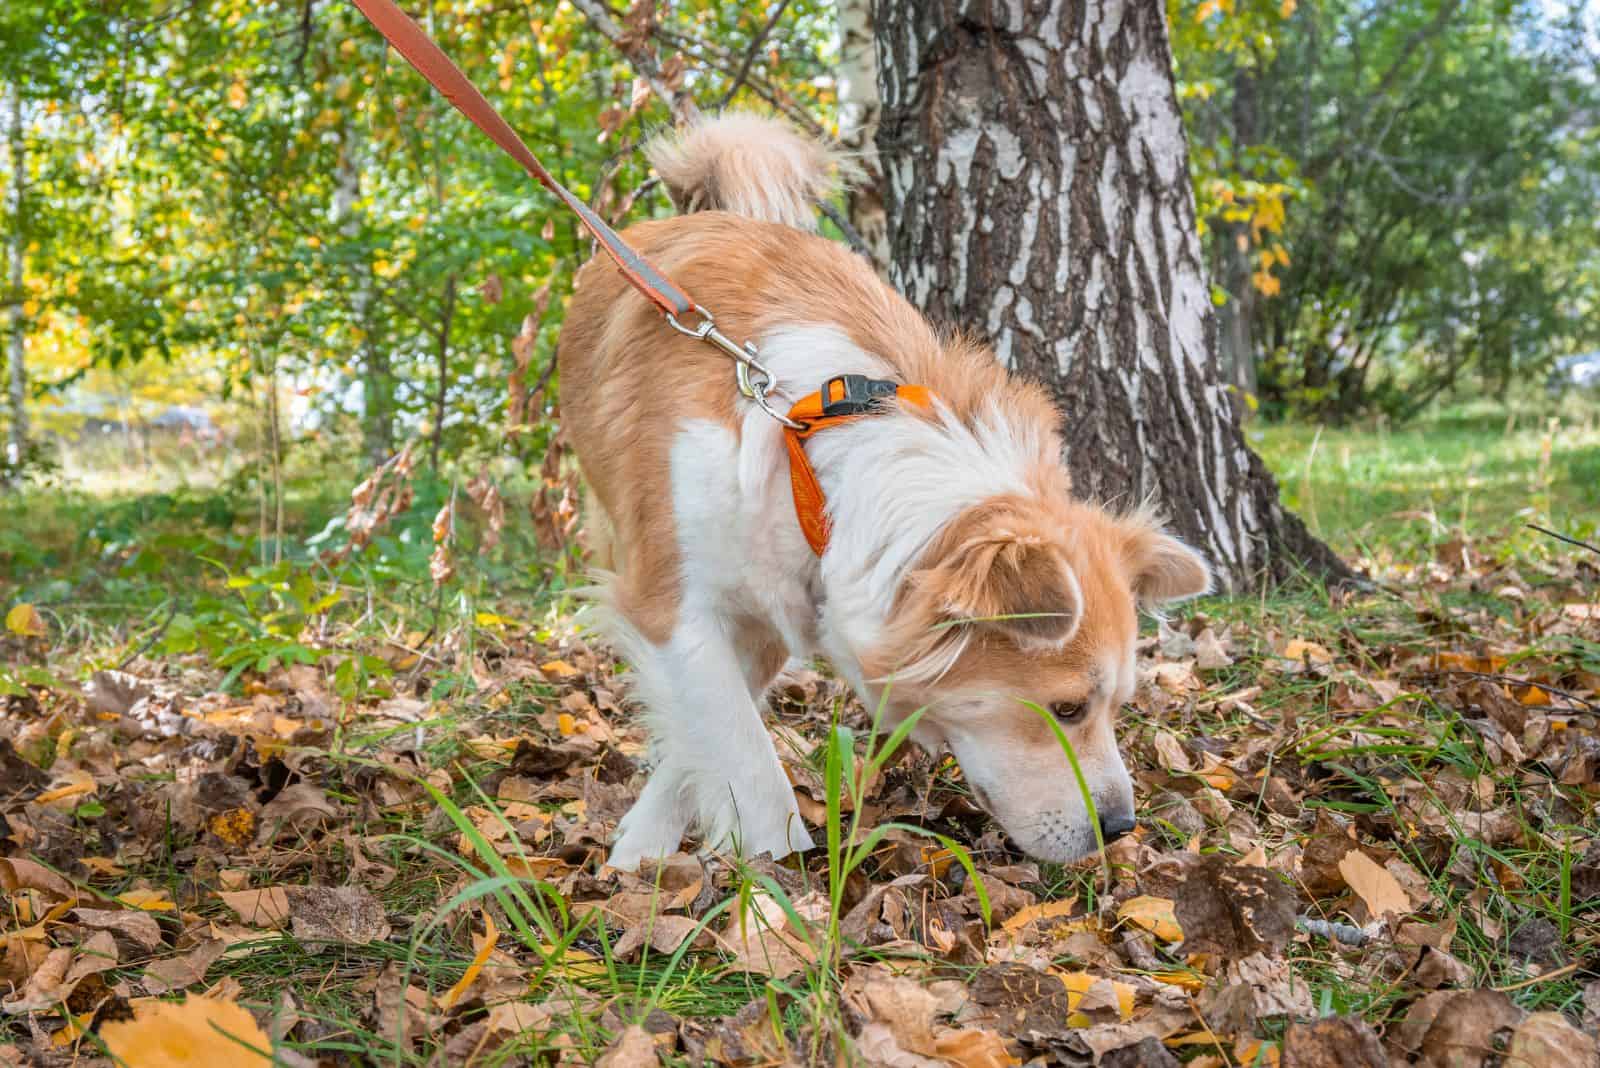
xmin=785 ymin=375 xmax=935 ymax=555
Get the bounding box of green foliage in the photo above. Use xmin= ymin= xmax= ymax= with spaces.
xmin=2 ymin=0 xmax=840 ymax=474
xmin=1175 ymin=0 xmax=1600 ymax=420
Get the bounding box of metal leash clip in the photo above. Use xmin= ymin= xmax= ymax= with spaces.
xmin=665 ymin=310 xmax=805 ymax=429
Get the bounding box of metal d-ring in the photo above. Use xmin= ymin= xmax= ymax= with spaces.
xmin=665 ymin=310 xmax=804 ymax=429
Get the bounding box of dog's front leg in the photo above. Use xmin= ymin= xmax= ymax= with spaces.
xmin=609 ymin=612 xmax=814 ymax=869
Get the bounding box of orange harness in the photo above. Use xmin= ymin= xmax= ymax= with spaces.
xmin=784 ymin=375 xmax=934 ymax=555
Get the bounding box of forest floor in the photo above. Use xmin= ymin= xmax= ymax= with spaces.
xmin=2 ymin=408 xmax=1598 ymax=1067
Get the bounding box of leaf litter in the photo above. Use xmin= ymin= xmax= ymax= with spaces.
xmin=1 ymin=532 xmax=1598 ymax=1064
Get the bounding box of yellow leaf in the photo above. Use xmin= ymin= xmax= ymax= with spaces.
xmin=207 ymin=808 xmax=257 ymax=846
xmin=100 ymin=995 xmax=272 ymax=1067
xmin=227 ymin=80 xmax=248 ymax=109
xmin=437 ymin=912 xmax=498 ymax=1010
xmin=1150 ymin=969 xmax=1206 ymax=991
xmin=210 ymin=146 xmax=227 ymax=162
xmin=51 ymin=1009 xmax=95 ymax=1047
xmin=921 ymin=846 xmax=957 ymax=879
xmin=1236 ymin=1037 xmax=1282 ymax=1067
xmin=1117 ymin=895 xmax=1182 ymax=942
xmin=933 ymin=1028 xmax=1021 ymax=1067
xmin=117 ymin=888 xmax=176 ymax=911
xmin=1251 ymin=270 xmax=1282 ymax=297
xmin=556 ymin=712 xmax=577 ymax=735
xmin=540 ymin=659 xmax=581 ymax=679
xmin=1001 ymin=896 xmax=1079 ymax=933
xmin=6 ymin=603 xmax=46 ymax=637
xmin=1281 ymin=639 xmax=1333 ymax=664
xmin=35 ymin=770 xmax=96 ymax=806
xmin=1055 ymin=970 xmax=1137 ymax=1020
xmin=1280 ymin=0 xmax=1297 ymax=16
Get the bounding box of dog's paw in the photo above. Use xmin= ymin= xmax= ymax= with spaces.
xmin=699 ymin=785 xmax=816 ymax=861
xmin=609 ymin=793 xmax=691 ymax=871
xmin=608 ymin=823 xmax=685 ymax=872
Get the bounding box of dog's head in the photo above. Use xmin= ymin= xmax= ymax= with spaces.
xmin=862 ymin=496 xmax=1210 ymax=862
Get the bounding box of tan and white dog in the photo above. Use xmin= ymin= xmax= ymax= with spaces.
xmin=556 ymin=114 xmax=1211 ymax=871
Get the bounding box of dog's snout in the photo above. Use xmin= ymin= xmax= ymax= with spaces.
xmin=1098 ymin=812 xmax=1137 ymax=843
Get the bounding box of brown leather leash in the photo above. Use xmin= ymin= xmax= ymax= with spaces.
xmin=347 ymin=0 xmax=937 ymax=555
xmin=351 ymin=0 xmax=692 ymax=319
xmin=349 ymin=0 xmax=791 ymax=422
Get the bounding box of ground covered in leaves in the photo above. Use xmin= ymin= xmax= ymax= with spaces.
xmin=4 ymin=512 xmax=1600 ymax=1065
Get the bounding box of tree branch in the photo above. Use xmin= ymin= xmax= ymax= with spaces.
xmin=716 ymin=0 xmax=794 ymax=109
xmin=566 ymin=0 xmax=699 ymax=121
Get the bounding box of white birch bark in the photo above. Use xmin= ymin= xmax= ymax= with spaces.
xmin=872 ymin=0 xmax=1342 ymax=589
xmin=5 ymin=86 xmax=27 ymax=481
xmin=835 ymin=0 xmax=888 ymax=272
xmin=335 ymin=125 xmax=392 ymax=465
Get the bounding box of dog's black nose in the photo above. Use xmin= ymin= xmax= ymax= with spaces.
xmin=1098 ymin=813 xmax=1137 ymax=843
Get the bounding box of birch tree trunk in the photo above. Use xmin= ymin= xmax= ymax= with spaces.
xmin=1216 ymin=67 xmax=1258 ymax=407
xmin=4 ymin=85 xmax=27 ymax=483
xmin=335 ymin=126 xmax=394 ymax=467
xmin=872 ymin=0 xmax=1344 ymax=589
xmin=835 ymin=0 xmax=889 ymax=272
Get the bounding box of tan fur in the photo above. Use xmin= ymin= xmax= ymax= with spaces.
xmin=647 ymin=113 xmax=839 ymax=232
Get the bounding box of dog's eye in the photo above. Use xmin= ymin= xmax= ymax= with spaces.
xmin=1049 ymin=701 xmax=1088 ymax=724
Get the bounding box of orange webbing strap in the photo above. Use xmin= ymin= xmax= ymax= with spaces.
xmin=349 ymin=0 xmax=697 ymax=319
xmin=785 ymin=378 xmax=934 ymax=555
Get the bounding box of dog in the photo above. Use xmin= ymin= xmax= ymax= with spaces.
xmin=555 ymin=114 xmax=1211 ymax=871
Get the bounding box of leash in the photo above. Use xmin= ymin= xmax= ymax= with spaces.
xmin=347 ymin=0 xmax=934 ymax=555
xmin=349 ymin=0 xmax=795 ymax=425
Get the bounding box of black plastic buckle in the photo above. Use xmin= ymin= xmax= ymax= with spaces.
xmin=819 ymin=374 xmax=901 ymax=418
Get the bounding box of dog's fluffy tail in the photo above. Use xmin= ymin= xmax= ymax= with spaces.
xmin=645 ymin=113 xmax=836 ymax=231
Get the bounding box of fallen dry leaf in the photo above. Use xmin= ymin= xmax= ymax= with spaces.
xmin=1505 ymin=1011 xmax=1596 ymax=1068
xmin=285 ymin=884 xmax=391 ymax=948
xmin=1394 ymin=988 xmax=1523 ymax=1067
xmin=1117 ymin=895 xmax=1182 ymax=942
xmin=100 ymin=994 xmax=273 ymax=1066
xmin=595 ymin=1024 xmax=661 ymax=1066
xmin=142 ymin=938 xmax=225 ymax=994
xmin=1338 ymin=850 xmax=1412 ymax=921
xmin=1166 ymin=855 xmax=1298 ymax=959
xmin=73 ymin=906 xmax=164 ymax=952
xmin=217 ymin=887 xmax=293 ymax=928
xmin=1280 ymin=1014 xmax=1387 ymax=1067
xmin=436 ymin=912 xmax=498 ymax=1011
xmin=1282 ymin=639 xmax=1334 ymax=664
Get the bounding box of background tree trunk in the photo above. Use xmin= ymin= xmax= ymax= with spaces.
xmin=835 ymin=0 xmax=889 ymax=272
xmin=335 ymin=125 xmax=394 ymax=467
xmin=872 ymin=0 xmax=1345 ymax=590
xmin=1216 ymin=67 xmax=1259 ymax=409
xmin=4 ymin=84 xmax=28 ymax=483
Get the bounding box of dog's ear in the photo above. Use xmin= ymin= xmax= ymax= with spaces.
xmin=1123 ymin=522 xmax=1211 ymax=605
xmin=913 ymin=502 xmax=1083 ymax=646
